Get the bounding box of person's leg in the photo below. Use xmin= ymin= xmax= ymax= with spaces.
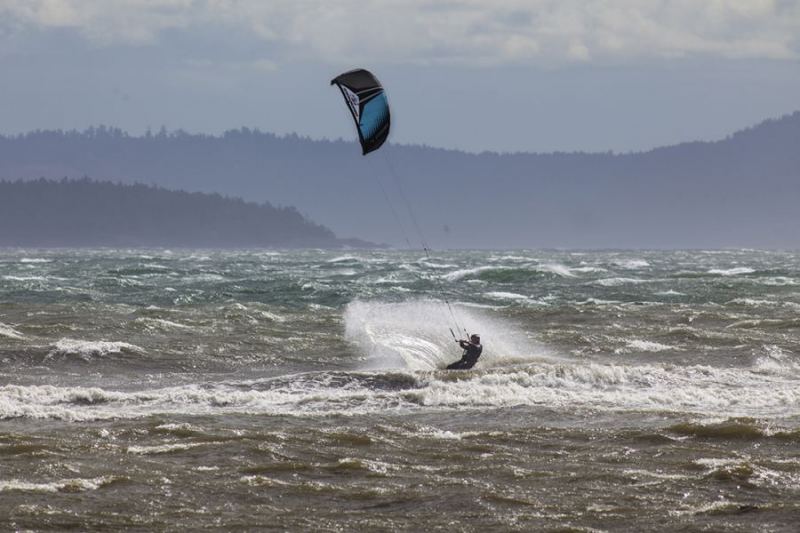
xmin=447 ymin=359 xmax=466 ymax=369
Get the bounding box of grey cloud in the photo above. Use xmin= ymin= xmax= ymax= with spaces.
xmin=1 ymin=0 xmax=798 ymax=64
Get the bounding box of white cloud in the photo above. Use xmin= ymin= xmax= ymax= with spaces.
xmin=1 ymin=0 xmax=798 ymax=64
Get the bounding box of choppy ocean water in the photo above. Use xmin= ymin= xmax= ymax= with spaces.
xmin=1 ymin=249 xmax=799 ymax=531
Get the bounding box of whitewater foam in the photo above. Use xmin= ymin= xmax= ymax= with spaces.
xmin=484 ymin=291 xmax=530 ymax=301
xmin=753 ymin=345 xmax=800 ymax=376
xmin=615 ymin=339 xmax=674 ymax=354
xmin=3 ymin=357 xmax=800 ymax=421
xmin=571 ymin=266 xmax=608 ymax=274
xmin=0 ymin=476 xmax=116 ymax=493
xmin=135 ymin=317 xmax=197 ymax=331
xmin=2 ymin=275 xmax=49 ymax=282
xmin=0 ymin=323 xmax=25 ymax=340
xmin=728 ymin=298 xmax=778 ymax=307
xmin=577 ymin=298 xmax=620 ymax=305
xmin=127 ymin=443 xmax=207 ymax=455
xmin=708 ymin=267 xmax=755 ymax=276
xmin=614 ymin=259 xmax=650 ymax=269
xmin=594 ymin=277 xmax=649 ymax=287
xmin=327 ymin=255 xmax=361 ymax=264
xmin=692 ymin=456 xmax=800 ymax=489
xmin=418 ymin=260 xmax=457 ymax=269
xmin=759 ymin=277 xmax=798 ymax=286
xmin=408 ymin=362 xmax=800 ymax=417
xmin=47 ymin=339 xmax=145 ymax=361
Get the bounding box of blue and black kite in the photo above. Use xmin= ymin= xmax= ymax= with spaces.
xmin=331 ymin=69 xmax=391 ymax=155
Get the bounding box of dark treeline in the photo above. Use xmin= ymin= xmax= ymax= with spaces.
xmin=1 ymin=112 xmax=798 ymax=248
xmin=0 ymin=178 xmax=367 ymax=248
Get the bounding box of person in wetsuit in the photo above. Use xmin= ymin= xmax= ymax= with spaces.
xmin=447 ymin=334 xmax=482 ymax=370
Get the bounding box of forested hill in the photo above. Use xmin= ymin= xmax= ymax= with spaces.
xmin=0 ymin=179 xmax=369 ymax=248
xmin=0 ymin=112 xmax=798 ymax=248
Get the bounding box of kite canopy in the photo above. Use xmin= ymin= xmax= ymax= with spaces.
xmin=331 ymin=69 xmax=390 ymax=155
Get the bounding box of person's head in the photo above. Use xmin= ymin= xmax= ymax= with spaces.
xmin=470 ymin=334 xmax=480 ymax=343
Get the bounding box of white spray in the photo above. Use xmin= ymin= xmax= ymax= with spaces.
xmin=343 ymin=299 xmax=555 ymax=370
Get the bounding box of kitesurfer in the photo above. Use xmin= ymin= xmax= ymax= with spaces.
xmin=447 ymin=334 xmax=482 ymax=370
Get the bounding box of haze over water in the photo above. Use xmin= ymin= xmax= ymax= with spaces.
xmin=2 ymin=248 xmax=800 ymax=530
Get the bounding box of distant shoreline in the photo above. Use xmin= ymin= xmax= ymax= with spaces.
xmin=0 ymin=179 xmax=383 ymax=249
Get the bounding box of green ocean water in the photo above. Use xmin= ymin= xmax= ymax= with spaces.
xmin=2 ymin=249 xmax=800 ymax=531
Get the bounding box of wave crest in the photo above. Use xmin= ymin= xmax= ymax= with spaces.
xmin=47 ymin=339 xmax=145 ymax=361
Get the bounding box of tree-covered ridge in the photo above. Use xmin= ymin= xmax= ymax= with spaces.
xmin=0 ymin=178 xmax=356 ymax=248
xmin=0 ymin=111 xmax=798 ymax=248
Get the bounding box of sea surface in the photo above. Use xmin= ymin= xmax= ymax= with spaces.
xmin=1 ymin=249 xmax=800 ymax=531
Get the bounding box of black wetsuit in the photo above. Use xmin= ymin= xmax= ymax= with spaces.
xmin=447 ymin=340 xmax=483 ymax=370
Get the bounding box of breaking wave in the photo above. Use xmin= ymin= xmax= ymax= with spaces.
xmin=0 ymin=476 xmax=118 ymax=493
xmin=708 ymin=267 xmax=756 ymax=276
xmin=4 ymin=353 xmax=800 ymax=422
xmin=443 ymin=263 xmax=577 ymax=283
xmin=613 ymin=259 xmax=650 ymax=269
xmin=47 ymin=339 xmax=146 ymax=361
xmin=0 ymin=322 xmax=25 ymax=340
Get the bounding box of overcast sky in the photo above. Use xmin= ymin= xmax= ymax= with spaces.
xmin=1 ymin=0 xmax=799 ymax=153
